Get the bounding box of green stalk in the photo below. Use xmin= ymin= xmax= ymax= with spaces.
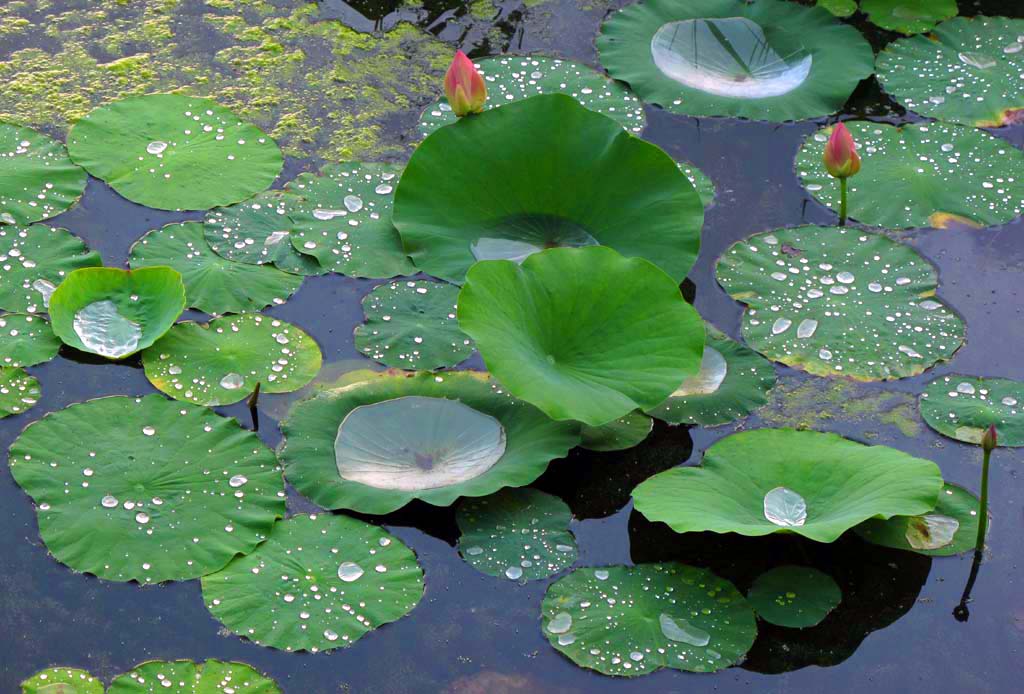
xmin=975 ymin=445 xmax=991 ymax=553
xmin=839 ymin=177 xmax=848 ymax=227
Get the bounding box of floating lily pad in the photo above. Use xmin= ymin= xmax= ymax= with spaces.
xmin=747 ymin=566 xmax=842 ymax=628
xmin=579 ymin=412 xmax=654 ymax=451
xmin=456 ymin=488 xmax=577 ymax=581
xmin=418 ymin=55 xmax=646 ymax=137
xmin=0 ymin=122 xmax=86 ymax=225
xmin=0 ymin=224 xmax=101 ymax=313
xmin=9 ymin=394 xmax=285 ymax=582
xmin=861 ymin=0 xmax=957 ymax=35
xmin=107 ymin=659 xmax=281 ymax=694
xmin=0 ymin=366 xmax=39 ymax=418
xmin=679 ymin=162 xmax=716 ymax=209
xmin=129 ymin=222 xmax=304 ymax=315
xmin=856 ymin=483 xmax=982 ymax=556
xmin=797 ymin=121 xmax=1024 ymax=229
xmin=280 ymin=370 xmax=580 ymax=514
xmin=202 ymin=513 xmax=423 ymax=653
xmin=597 ymin=0 xmax=874 ymax=121
xmin=459 ymin=246 xmax=704 ymax=426
xmin=48 ymin=266 xmax=186 ymax=360
xmin=716 ymin=226 xmax=964 ymax=380
xmin=920 ymin=374 xmax=1024 ymax=446
xmin=633 ymin=429 xmax=944 ymax=543
xmin=67 ymin=94 xmax=283 ymax=211
xmin=541 ymin=563 xmax=757 ymax=676
xmin=816 ymin=0 xmax=857 ymax=17
xmin=0 ymin=313 xmax=61 ymax=367
xmin=394 ymin=94 xmax=702 ymax=284
xmin=142 ymin=313 xmax=322 ymax=406
xmin=21 ymin=667 xmax=103 ymax=694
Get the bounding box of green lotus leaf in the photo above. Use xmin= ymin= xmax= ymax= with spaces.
xmin=107 ymin=659 xmax=281 ymax=694
xmin=816 ymin=0 xmax=857 ymax=17
xmin=456 ymin=488 xmax=577 ymax=581
xmin=417 ymin=55 xmax=646 ymax=137
xmin=129 ymin=222 xmax=304 ymax=315
xmin=541 ymin=563 xmax=757 ymax=676
xmin=0 ymin=366 xmax=40 ymax=418
xmin=679 ymin=161 xmax=716 ymax=209
xmin=579 ymin=411 xmax=654 ymax=451
xmin=66 ymin=94 xmax=283 ymax=211
xmin=394 ymin=94 xmax=702 ymax=285
xmin=597 ymin=0 xmax=874 ymax=121
xmin=142 ymin=313 xmax=322 ymax=406
xmin=280 ymin=369 xmax=580 ymax=514
xmin=21 ymin=667 xmax=103 ymax=694
xmin=856 ymin=483 xmax=982 ymax=556
xmin=284 ymin=162 xmax=415 ymax=278
xmin=716 ymin=226 xmax=964 ymax=380
xmin=0 ymin=224 xmax=101 ymax=313
xmin=459 ymin=246 xmax=705 ymax=426
xmin=920 ymin=374 xmax=1024 ymax=446
xmin=647 ymin=326 xmax=776 ymax=425
xmin=0 ymin=313 xmax=61 ymax=367
xmin=201 ymin=513 xmax=424 ymax=653
xmin=877 ymin=16 xmax=1024 ymax=128
xmin=747 ymin=565 xmax=842 ymax=628
xmin=0 ymin=123 xmax=86 ymax=225
xmin=632 ymin=429 xmax=944 ymax=543
xmin=797 ymin=121 xmax=1024 ymax=229
xmin=48 ymin=266 xmax=186 ymax=360
xmin=861 ymin=0 xmax=957 ymax=35
xmin=8 ymin=394 xmax=286 ymax=582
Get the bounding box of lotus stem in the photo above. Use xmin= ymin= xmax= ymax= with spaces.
xmin=839 ymin=177 xmax=848 ymax=227
xmin=974 ymin=443 xmax=991 ymax=554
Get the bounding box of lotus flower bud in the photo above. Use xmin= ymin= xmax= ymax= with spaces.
xmin=982 ymin=424 xmax=998 ymax=452
xmin=823 ymin=122 xmax=861 ymax=179
xmin=444 ymin=51 xmax=487 ymax=117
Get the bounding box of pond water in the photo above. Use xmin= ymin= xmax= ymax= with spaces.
xmin=2 ymin=0 xmax=1024 ymax=692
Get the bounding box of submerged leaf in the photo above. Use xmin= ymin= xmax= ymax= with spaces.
xmin=747 ymin=566 xmax=842 ymax=628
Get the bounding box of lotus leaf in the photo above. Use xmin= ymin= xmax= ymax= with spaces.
xmin=816 ymin=0 xmax=857 ymax=17
xmin=680 ymin=161 xmax=716 ymax=209
xmin=579 ymin=412 xmax=654 ymax=452
xmin=0 ymin=224 xmax=101 ymax=313
xmin=0 ymin=366 xmax=40 ymax=418
xmin=21 ymin=667 xmax=103 ymax=694
xmin=0 ymin=313 xmax=61 ymax=367
xmin=107 ymin=660 xmax=281 ymax=694
xmin=856 ymin=483 xmax=982 ymax=556
xmin=861 ymin=0 xmax=958 ymax=35
xmin=747 ymin=566 xmax=841 ymax=628
xmin=920 ymin=374 xmax=1024 ymax=446
xmin=0 ymin=122 xmax=86 ymax=225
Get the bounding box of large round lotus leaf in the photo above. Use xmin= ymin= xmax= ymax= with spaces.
xmin=0 ymin=224 xmax=101 ymax=313
xmin=417 ymin=55 xmax=647 ymax=137
xmin=48 ymin=266 xmax=186 ymax=360
xmin=0 ymin=366 xmax=40 ymax=418
xmin=796 ymin=121 xmax=1024 ymax=229
xmin=21 ymin=667 xmax=103 ymax=694
xmin=280 ymin=370 xmax=580 ymax=514
xmin=680 ymin=161 xmax=716 ymax=209
xmin=0 ymin=313 xmax=61 ymax=367
xmin=632 ymin=429 xmax=944 ymax=543
xmin=202 ymin=513 xmax=424 ymax=653
xmin=203 ymin=191 xmax=323 ymax=277
xmin=394 ymin=94 xmax=702 ymax=285
xmin=747 ymin=566 xmax=841 ymax=628
xmin=0 ymin=123 xmax=86 ymax=225
xmin=129 ymin=222 xmax=303 ymax=315
xmin=66 ymin=94 xmax=283 ymax=211
xmin=579 ymin=411 xmax=654 ymax=452
xmin=877 ymin=17 xmax=1024 ymax=128
xmin=142 ymin=313 xmax=322 ymax=406
xmin=716 ymin=226 xmax=964 ymax=381
xmin=919 ymin=374 xmax=1024 ymax=446
xmin=541 ymin=563 xmax=757 ymax=676
xmin=596 ymin=0 xmax=874 ymax=121
xmin=456 ymin=488 xmax=577 ymax=581
xmin=861 ymin=0 xmax=957 ymax=35
xmin=856 ymin=483 xmax=981 ymax=556
xmin=107 ymin=659 xmax=281 ymax=694
xmin=353 ymin=279 xmax=474 ymax=370
xmin=8 ymin=394 xmax=286 ymax=583
xmin=283 ymin=162 xmax=415 ymax=278
xmin=647 ymin=326 xmax=776 ymax=425
xmin=458 ymin=246 xmax=705 ymax=426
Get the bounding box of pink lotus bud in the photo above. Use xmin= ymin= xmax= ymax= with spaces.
xmin=823 ymin=122 xmax=861 ymax=179
xmin=444 ymin=51 xmax=487 ymax=117
xmin=982 ymin=424 xmax=998 ymax=452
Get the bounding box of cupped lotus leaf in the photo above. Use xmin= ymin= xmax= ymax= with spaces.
xmin=107 ymin=659 xmax=281 ymax=694
xmin=797 ymin=121 xmax=1024 ymax=229
xmin=394 ymin=94 xmax=702 ymax=285
xmin=0 ymin=366 xmax=40 ymax=418
xmin=129 ymin=222 xmax=304 ymax=315
xmin=202 ymin=513 xmax=423 ymax=653
xmin=66 ymin=94 xmax=283 ymax=211
xmin=456 ymin=488 xmax=577 ymax=581
xmin=861 ymin=0 xmax=957 ymax=35
xmin=280 ymin=370 xmax=580 ymax=514
xmin=21 ymin=667 xmax=103 ymax=694
xmin=541 ymin=563 xmax=757 ymax=676
xmin=920 ymin=374 xmax=1024 ymax=446
xmin=0 ymin=123 xmax=86 ymax=225
xmin=142 ymin=313 xmax=322 ymax=406
xmin=8 ymin=394 xmax=286 ymax=582
xmin=878 ymin=17 xmax=1024 ymax=128
xmin=0 ymin=224 xmax=101 ymax=313
xmin=353 ymin=279 xmax=474 ymax=370
xmin=816 ymin=0 xmax=857 ymax=17
xmin=856 ymin=483 xmax=982 ymax=556
xmin=0 ymin=313 xmax=61 ymax=367
xmin=48 ymin=266 xmax=186 ymax=360
xmin=747 ymin=566 xmax=842 ymax=628
xmin=418 ymin=55 xmax=646 ymax=137
xmin=680 ymin=161 xmax=716 ymax=209
xmin=458 ymin=246 xmax=705 ymax=426
xmin=716 ymin=226 xmax=964 ymax=381
xmin=632 ymin=429 xmax=944 ymax=543
xmin=597 ymin=0 xmax=874 ymax=121
xmin=579 ymin=411 xmax=654 ymax=452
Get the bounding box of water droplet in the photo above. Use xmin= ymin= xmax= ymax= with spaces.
xmin=220 ymin=373 xmax=245 ymax=390
xmin=594 ymin=569 xmax=610 ymax=580
xmin=905 ymin=514 xmax=960 ymax=550
xmin=73 ymin=300 xmax=142 ymax=358
xmin=771 ymin=318 xmax=792 ymax=335
xmin=147 ymin=141 xmax=168 ymax=155
xmin=375 ymin=184 xmax=393 ymax=195
xmin=956 ymin=382 xmax=976 ymax=395
xmin=344 ymin=195 xmax=363 ymax=212
xmin=337 ymin=561 xmax=364 ymax=582
xmin=836 ymin=271 xmax=855 ymax=284
xmin=763 ymin=486 xmax=807 ymax=527
xmin=1002 ymin=396 xmax=1018 ymax=407
xmin=547 ymin=612 xmax=572 ymax=634
xmin=101 ymin=495 xmax=119 ymax=508
xmin=796 ymin=319 xmax=818 ymax=339
xmin=660 ymin=613 xmax=711 ymax=646
xmin=958 ymin=52 xmax=997 ymax=70
xmin=505 ymin=565 xmax=524 ymax=580
xmin=135 ymin=512 xmax=150 ymax=524
xmin=229 ymin=475 xmax=248 ymax=488
xmin=142 ymin=426 xmax=156 ymax=436
xmin=465 ymin=546 xmax=484 ymax=556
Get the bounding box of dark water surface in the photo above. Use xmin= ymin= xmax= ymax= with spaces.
xmin=2 ymin=1 xmax=1024 ymax=692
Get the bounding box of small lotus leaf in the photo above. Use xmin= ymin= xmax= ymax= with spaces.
xmin=0 ymin=366 xmax=40 ymax=418
xmin=920 ymin=374 xmax=1024 ymax=446
xmin=856 ymin=483 xmax=982 ymax=556
xmin=816 ymin=0 xmax=857 ymax=17
xmin=0 ymin=122 xmax=86 ymax=224
xmin=0 ymin=224 xmax=101 ymax=313
xmin=0 ymin=313 xmax=61 ymax=367
xmin=861 ymin=0 xmax=957 ymax=35
xmin=107 ymin=659 xmax=281 ymax=693
xmin=680 ymin=161 xmax=716 ymax=209
xmin=747 ymin=565 xmax=842 ymax=628
xmin=21 ymin=667 xmax=103 ymax=694
xmin=579 ymin=412 xmax=654 ymax=451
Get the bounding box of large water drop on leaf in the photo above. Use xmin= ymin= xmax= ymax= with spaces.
xmin=72 ymin=299 xmax=142 ymax=358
